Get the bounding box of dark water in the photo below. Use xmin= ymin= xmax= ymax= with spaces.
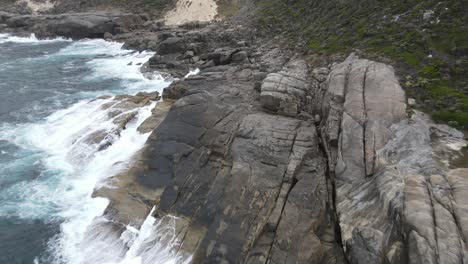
xmin=0 ymin=38 xmax=117 ymax=123
xmin=0 ymin=34 xmax=160 ymax=264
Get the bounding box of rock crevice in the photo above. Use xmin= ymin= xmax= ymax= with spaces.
xmin=23 ymin=18 xmax=462 ymax=263
xmin=107 ymin=46 xmax=467 ymax=263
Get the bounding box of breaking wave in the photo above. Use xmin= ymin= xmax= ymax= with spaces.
xmin=0 ymin=36 xmax=191 ymax=263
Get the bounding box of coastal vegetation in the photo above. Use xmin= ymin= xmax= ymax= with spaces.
xmin=257 ymin=0 xmax=468 ymax=129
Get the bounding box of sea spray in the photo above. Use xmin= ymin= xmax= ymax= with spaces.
xmin=116 ymin=208 xmax=192 ymax=264
xmin=0 ymin=36 xmax=191 ymax=263
xmin=0 ymin=33 xmax=71 ymax=44
xmin=8 ymin=96 xmax=155 ymax=264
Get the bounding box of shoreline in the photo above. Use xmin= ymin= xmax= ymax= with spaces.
xmin=1 ymin=9 xmax=467 ymax=264
xmin=0 ymin=14 xmax=228 ymax=261
xmin=0 ymin=35 xmax=176 ymax=263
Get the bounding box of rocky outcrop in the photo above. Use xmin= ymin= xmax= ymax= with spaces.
xmin=0 ymin=11 xmax=13 ymax=23
xmin=4 ymin=12 xmax=148 ymax=38
xmin=318 ymin=55 xmax=468 ymax=264
xmin=260 ymin=59 xmax=312 ymax=117
xmin=105 ymin=45 xmax=466 ymax=263
xmin=118 ymin=57 xmax=346 ymax=263
xmin=143 ymin=23 xmax=257 ymax=78
xmin=65 ymin=16 xmax=465 ymax=261
xmin=6 ymin=11 xmax=463 ymax=263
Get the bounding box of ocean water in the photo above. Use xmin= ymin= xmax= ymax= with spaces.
xmin=0 ymin=34 xmax=190 ymax=264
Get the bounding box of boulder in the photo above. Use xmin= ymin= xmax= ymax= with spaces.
xmin=260 ymin=59 xmax=310 ymax=117
xmin=44 ymin=14 xmax=116 ymax=38
xmin=112 ymin=14 xmax=145 ymax=30
xmin=3 ymin=12 xmax=150 ymax=39
xmin=162 ymin=82 xmax=188 ymax=100
xmin=319 ymin=54 xmax=468 ymax=264
xmin=231 ymin=50 xmax=249 ymax=63
xmin=156 ymin=37 xmax=185 ymax=55
xmin=6 ymin=15 xmax=31 ymax=28
xmin=0 ymin=11 xmax=13 ymax=24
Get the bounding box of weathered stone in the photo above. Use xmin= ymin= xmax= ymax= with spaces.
xmin=162 ymin=82 xmax=188 ymax=100
xmin=4 ymin=12 xmax=132 ymax=38
xmin=231 ymin=50 xmax=248 ymax=63
xmin=103 ymin=32 xmax=113 ymax=39
xmin=260 ymin=59 xmax=309 ymax=117
xmin=138 ymin=100 xmax=173 ymax=133
xmin=157 ymin=37 xmax=185 ymax=55
xmin=0 ymin=11 xmax=13 ymax=23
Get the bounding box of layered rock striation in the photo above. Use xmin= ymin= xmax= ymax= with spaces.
xmin=75 ymin=18 xmax=466 ymax=262
xmin=92 ymin=22 xmax=467 ymax=263
xmin=1 ymin=11 xmax=466 ymax=264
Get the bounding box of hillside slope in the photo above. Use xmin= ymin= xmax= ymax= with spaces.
xmin=253 ymin=0 xmax=468 ymax=129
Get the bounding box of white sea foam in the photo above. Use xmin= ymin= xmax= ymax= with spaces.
xmin=115 ymin=208 xmax=192 ymax=264
xmin=0 ymin=38 xmax=190 ymax=263
xmin=0 ymin=97 xmax=150 ymax=218
xmin=184 ymin=68 xmax=200 ymax=78
xmin=43 ymin=98 xmax=155 ymax=264
xmin=65 ymin=207 xmax=192 ymax=264
xmin=12 ymin=95 xmax=190 ymax=264
xmin=85 ymin=50 xmax=159 ymax=94
xmin=55 ymin=39 xmax=127 ymax=56
xmin=52 ymin=39 xmax=166 ymax=96
xmin=0 ymin=33 xmax=71 ymax=44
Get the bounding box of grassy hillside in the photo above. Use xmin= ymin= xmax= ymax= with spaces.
xmin=256 ymin=0 xmax=468 ymax=129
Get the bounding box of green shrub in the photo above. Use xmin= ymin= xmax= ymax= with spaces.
xmin=432 ymin=111 xmax=468 ymax=129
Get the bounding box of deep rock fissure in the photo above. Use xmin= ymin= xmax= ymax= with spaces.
xmin=315 ymin=122 xmax=348 ymax=264
xmin=362 ymin=65 xmax=369 ymax=178
xmin=425 ymin=182 xmax=440 ymax=262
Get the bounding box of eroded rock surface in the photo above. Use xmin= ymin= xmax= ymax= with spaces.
xmin=318 ymin=54 xmax=468 ymax=264
xmin=260 ymin=59 xmax=312 ymax=117
xmin=13 ymin=15 xmax=460 ymax=263
xmin=88 ymin=36 xmax=467 ymax=263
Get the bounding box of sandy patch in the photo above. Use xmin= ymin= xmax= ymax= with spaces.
xmin=164 ymin=0 xmax=217 ymax=25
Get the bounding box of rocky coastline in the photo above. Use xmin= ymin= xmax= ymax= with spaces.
xmin=1 ymin=9 xmax=467 ymax=264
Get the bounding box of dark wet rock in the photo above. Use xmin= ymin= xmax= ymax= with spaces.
xmin=231 ymin=50 xmax=249 ymax=63
xmin=49 ymin=14 xmax=115 ymax=38
xmin=162 ymin=82 xmax=188 ymax=100
xmin=4 ymin=12 xmax=149 ymax=39
xmin=138 ymin=100 xmax=173 ymax=133
xmin=158 ymin=31 xmax=175 ymax=41
xmin=103 ymin=32 xmax=113 ymax=39
xmin=69 ymin=92 xmax=160 ymax=157
xmin=156 ymin=37 xmax=185 ymax=55
xmin=0 ymin=11 xmax=13 ymax=23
